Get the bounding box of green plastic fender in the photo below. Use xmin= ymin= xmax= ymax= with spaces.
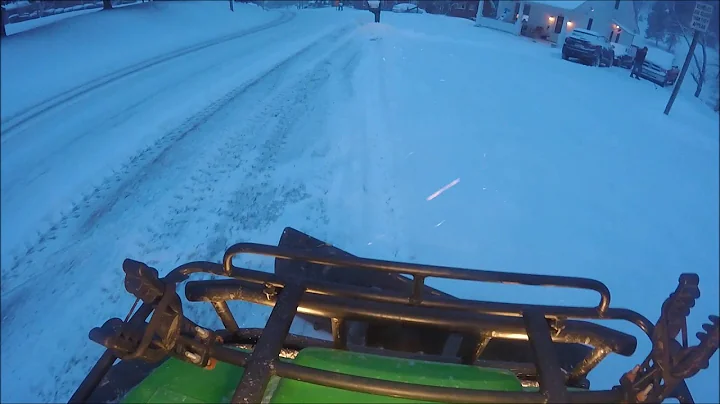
xmin=271 ymin=348 xmax=524 ymax=403
xmin=121 ymin=347 xmax=523 ymax=403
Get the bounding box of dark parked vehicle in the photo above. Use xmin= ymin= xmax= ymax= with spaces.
xmin=562 ymin=29 xmax=615 ymax=67
xmin=612 ymin=44 xmax=639 ymax=69
xmin=615 ymin=54 xmax=634 ymax=68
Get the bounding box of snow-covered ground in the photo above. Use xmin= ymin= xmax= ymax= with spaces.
xmin=1 ymin=4 xmax=718 ymax=403
xmin=0 ymin=1 xmax=279 ymax=121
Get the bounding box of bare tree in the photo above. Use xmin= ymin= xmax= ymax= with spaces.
xmin=1 ymin=5 xmax=6 ymax=38
xmin=689 ymin=35 xmax=707 ymax=97
xmin=633 ymin=0 xmax=649 ymax=26
xmin=668 ymin=5 xmax=707 ymax=98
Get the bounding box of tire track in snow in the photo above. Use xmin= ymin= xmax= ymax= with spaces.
xmin=1 ymin=26 xmax=294 ymax=201
xmin=79 ymin=22 xmax=357 ymax=234
xmin=129 ymin=32 xmax=363 ymax=266
xmin=0 ymin=15 xmax=341 ymax=254
xmin=164 ymin=33 xmax=364 ymax=330
xmin=371 ymin=34 xmax=406 ymax=260
xmin=1 ymin=23 xmax=364 ymax=404
xmin=212 ymin=42 xmax=364 ymax=244
xmin=0 ymin=23 xmax=356 ymax=296
xmin=0 ymin=23 xmax=360 ymax=379
xmin=322 ymin=28 xmax=406 ymax=259
xmin=0 ymin=11 xmax=295 ymax=138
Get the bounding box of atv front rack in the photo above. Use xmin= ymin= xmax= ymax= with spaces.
xmin=70 ymin=228 xmax=718 ymax=404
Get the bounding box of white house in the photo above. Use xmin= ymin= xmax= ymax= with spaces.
xmin=475 ymin=0 xmax=640 ymax=47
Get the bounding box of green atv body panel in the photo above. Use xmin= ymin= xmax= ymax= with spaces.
xmin=121 ymin=347 xmax=523 ymax=403
xmin=271 ymin=348 xmax=523 ymax=403
xmin=122 ymin=358 xmax=242 ymax=403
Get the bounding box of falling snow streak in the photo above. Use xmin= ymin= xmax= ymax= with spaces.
xmin=426 ymin=178 xmax=460 ymax=201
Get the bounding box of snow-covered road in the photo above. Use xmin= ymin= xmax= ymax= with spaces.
xmin=1 ymin=4 xmax=718 ymax=403
xmin=1 ymin=6 xmax=370 ymax=401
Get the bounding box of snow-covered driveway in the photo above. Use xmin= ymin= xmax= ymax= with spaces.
xmin=1 ymin=5 xmax=718 ymax=403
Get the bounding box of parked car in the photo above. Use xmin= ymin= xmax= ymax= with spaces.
xmin=562 ymin=29 xmax=615 ymax=67
xmin=392 ymin=3 xmax=424 ymax=13
xmin=638 ymin=60 xmax=668 ymax=86
xmin=612 ymin=43 xmax=639 ymax=69
xmin=614 ymin=53 xmax=633 ymax=68
xmin=639 ymin=61 xmax=679 ymax=87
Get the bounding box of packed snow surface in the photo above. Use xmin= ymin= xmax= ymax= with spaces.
xmin=1 ymin=3 xmax=718 ymax=403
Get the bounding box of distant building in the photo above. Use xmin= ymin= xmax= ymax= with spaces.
xmin=446 ymin=1 xmax=480 ymax=20
xmin=474 ymin=0 xmax=639 ymax=47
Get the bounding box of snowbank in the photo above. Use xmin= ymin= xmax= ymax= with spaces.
xmin=0 ymin=1 xmax=280 ymax=121
xmin=4 ymin=7 xmax=102 ymax=34
xmin=1 ymin=0 xmax=31 ymax=11
xmin=2 ymin=1 xmax=154 ymax=36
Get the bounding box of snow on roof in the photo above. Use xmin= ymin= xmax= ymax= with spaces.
xmin=612 ymin=18 xmax=639 ymax=36
xmin=572 ymin=28 xmax=600 ymax=36
xmin=527 ymin=0 xmax=586 ymax=10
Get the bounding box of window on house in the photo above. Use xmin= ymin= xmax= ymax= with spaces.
xmin=614 ymin=0 xmax=620 ymax=9
xmin=587 ymin=18 xmax=593 ymax=30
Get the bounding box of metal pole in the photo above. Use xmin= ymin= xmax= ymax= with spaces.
xmin=664 ymin=30 xmax=700 ymax=115
xmin=229 ymin=0 xmax=234 ymax=11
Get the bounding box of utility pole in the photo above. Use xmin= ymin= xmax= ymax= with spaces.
xmin=1 ymin=5 xmax=6 ymax=38
xmin=664 ymin=2 xmax=712 ymax=115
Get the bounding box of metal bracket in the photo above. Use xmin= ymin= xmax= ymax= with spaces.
xmin=89 ymin=260 xmax=184 ymax=363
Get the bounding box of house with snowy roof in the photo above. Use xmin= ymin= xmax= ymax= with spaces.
xmin=474 ymin=0 xmax=640 ymax=47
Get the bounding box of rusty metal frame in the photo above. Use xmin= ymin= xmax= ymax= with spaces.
xmin=69 ymin=230 xmax=703 ymax=404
